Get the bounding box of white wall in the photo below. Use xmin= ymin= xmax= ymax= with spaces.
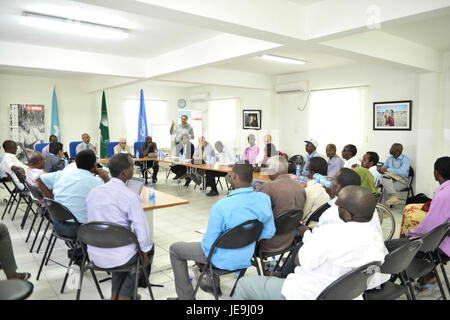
xmin=0 ymin=74 xmax=91 ymax=152
xmin=185 ymin=85 xmax=274 ymax=155
xmin=273 ymin=62 xmax=448 ymax=196
xmin=0 ymin=73 xmax=188 ymax=156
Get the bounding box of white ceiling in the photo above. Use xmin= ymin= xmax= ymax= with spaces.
xmin=0 ymin=0 xmax=219 ymax=58
xmin=215 ymin=46 xmax=355 ymax=76
xmin=381 ymin=11 xmax=450 ymax=52
xmin=0 ymin=0 xmax=448 ymax=88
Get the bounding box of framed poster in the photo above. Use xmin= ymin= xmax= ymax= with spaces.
xmin=10 ymin=104 xmax=45 ymax=163
xmin=373 ymin=100 xmax=412 ymax=131
xmin=243 ymin=109 xmax=261 ymax=130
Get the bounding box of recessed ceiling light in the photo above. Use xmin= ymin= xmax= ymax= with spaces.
xmin=19 ymin=11 xmax=129 ymax=40
xmin=258 ymin=54 xmax=306 ymax=64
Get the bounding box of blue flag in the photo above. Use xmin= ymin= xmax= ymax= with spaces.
xmin=51 ymin=87 xmax=61 ymax=140
xmin=137 ymin=89 xmax=148 ymax=142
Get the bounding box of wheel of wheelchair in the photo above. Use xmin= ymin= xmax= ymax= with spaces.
xmin=376 ymin=203 xmax=396 ymax=241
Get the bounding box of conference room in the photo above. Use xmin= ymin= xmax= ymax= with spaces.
xmin=0 ymin=0 xmax=449 ymax=303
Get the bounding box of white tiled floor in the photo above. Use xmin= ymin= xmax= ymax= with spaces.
xmin=1 ymin=169 xmax=449 ymax=300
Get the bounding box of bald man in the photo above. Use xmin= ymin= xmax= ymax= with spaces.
xmin=378 ymin=143 xmax=411 ymax=206
xmin=235 ymin=185 xmax=386 ymax=300
xmin=0 ymin=140 xmax=28 ymax=190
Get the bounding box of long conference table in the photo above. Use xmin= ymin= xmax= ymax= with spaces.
xmin=97 ymin=157 xmax=272 ymax=237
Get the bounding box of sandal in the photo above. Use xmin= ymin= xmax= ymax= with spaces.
xmin=19 ymin=272 xmax=32 ymax=281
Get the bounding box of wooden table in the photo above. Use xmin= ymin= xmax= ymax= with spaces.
xmin=140 ymin=187 xmax=189 ymax=237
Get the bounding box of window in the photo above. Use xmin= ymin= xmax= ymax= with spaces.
xmin=124 ymin=99 xmax=168 ymax=143
xmin=207 ymin=99 xmax=238 ymax=152
xmin=308 ymin=87 xmax=367 ymax=155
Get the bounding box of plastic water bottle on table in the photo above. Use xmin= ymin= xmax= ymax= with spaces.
xmin=148 ymin=184 xmax=156 ymax=205
xmin=313 ymin=173 xmax=333 ymax=187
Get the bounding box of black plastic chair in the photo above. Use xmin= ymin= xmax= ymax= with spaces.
xmin=23 ymin=181 xmax=50 ymax=253
xmin=36 ymin=198 xmax=103 ymax=297
xmin=316 ymin=261 xmax=382 ymax=300
xmin=1 ymin=176 xmax=17 ymax=220
xmin=0 ymin=280 xmax=34 ymax=300
xmin=193 ymin=219 xmax=263 ymax=300
xmin=76 ymin=221 xmax=157 ymax=300
xmin=304 ymin=202 xmax=331 ymax=226
xmin=404 ymin=221 xmax=450 ymax=300
xmin=364 ymin=239 xmax=423 ymax=300
xmin=3 ymin=173 xmax=30 ymax=223
xmin=400 ymin=166 xmax=415 ymax=199
xmin=15 ymin=172 xmax=39 ymax=231
xmin=254 ymin=209 xmax=303 ymax=275
xmin=434 ymin=238 xmax=450 ymax=294
xmin=288 ymin=155 xmax=304 ymax=174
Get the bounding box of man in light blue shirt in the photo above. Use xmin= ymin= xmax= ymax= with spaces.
xmin=86 ymin=153 xmax=153 ymax=300
xmin=169 ymin=162 xmax=275 ymax=300
xmin=302 ymin=138 xmax=321 ymax=176
xmin=37 ymin=150 xmax=109 ymax=239
xmin=378 ymin=143 xmax=411 ymax=206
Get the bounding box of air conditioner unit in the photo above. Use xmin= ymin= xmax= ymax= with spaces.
xmin=275 ymin=81 xmax=309 ymax=94
xmin=189 ymin=92 xmax=210 ymax=102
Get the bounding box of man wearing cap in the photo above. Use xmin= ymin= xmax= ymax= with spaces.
xmin=301 ymin=139 xmax=320 ymax=176
xmin=114 ymin=138 xmax=132 ymax=155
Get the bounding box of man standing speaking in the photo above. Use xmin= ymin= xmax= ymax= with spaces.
xmin=170 ymin=114 xmax=194 ymax=144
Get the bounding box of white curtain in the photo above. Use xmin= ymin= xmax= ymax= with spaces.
xmin=207 ymin=99 xmax=238 ymax=152
xmin=308 ymin=87 xmax=368 ymax=159
xmin=124 ymin=99 xmax=168 ymax=143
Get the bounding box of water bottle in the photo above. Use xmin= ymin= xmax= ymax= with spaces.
xmin=148 ymin=184 xmax=156 ymax=205
xmin=206 ymin=155 xmax=210 ymax=165
xmin=235 ymin=155 xmax=239 ymax=163
xmin=269 ymin=256 xmax=277 ymax=272
xmin=296 ymin=164 xmax=301 ymax=177
xmin=136 ymin=151 xmax=140 ymax=159
xmin=313 ymin=173 xmax=333 ymax=188
xmin=64 ymin=158 xmax=69 ymax=168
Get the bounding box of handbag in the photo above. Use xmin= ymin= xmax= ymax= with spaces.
xmin=405 ymin=193 xmax=431 ymax=205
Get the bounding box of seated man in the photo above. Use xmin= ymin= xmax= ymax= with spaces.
xmin=86 ymin=153 xmax=154 ymax=300
xmin=362 ymin=151 xmax=381 ymax=186
xmin=26 ymin=152 xmax=46 ymax=187
xmin=204 ymin=141 xmax=233 ymax=196
xmin=354 ymin=167 xmax=378 ymax=194
xmin=37 ymin=150 xmax=109 ymax=239
xmin=42 ymin=135 xmax=58 ymax=157
xmin=241 ymin=134 xmax=259 ymax=165
xmin=168 ymin=162 xmax=275 ymax=300
xmin=302 ymin=157 xmax=330 ymax=224
xmin=0 ymin=140 xmax=29 ymax=190
xmin=114 ymin=138 xmax=132 ymax=155
xmin=0 ymin=223 xmax=31 ymax=280
xmin=385 ymin=156 xmax=450 ymax=289
xmin=76 ymin=133 xmax=96 ymax=155
xmin=255 ymin=135 xmax=272 ymax=165
xmin=342 ymin=144 xmax=360 ymax=168
xmin=301 ymin=139 xmax=321 ymax=176
xmin=193 ymin=136 xmax=215 ymax=163
xmin=378 ymin=143 xmax=411 ymax=206
xmin=326 ymin=144 xmax=344 ymax=178
xmin=234 ymin=185 xmax=386 ymax=300
xmin=44 ymin=142 xmax=65 ymax=173
xmin=259 ymin=156 xmax=306 ymax=254
xmin=141 ymin=136 xmax=159 ymax=184
xmin=171 ymin=134 xmax=195 ymax=185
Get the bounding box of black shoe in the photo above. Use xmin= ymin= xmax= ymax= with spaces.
xmin=206 ymin=190 xmax=219 ymax=197
xmin=152 ymin=178 xmax=158 ymax=183
xmin=172 ymin=176 xmax=179 ymax=180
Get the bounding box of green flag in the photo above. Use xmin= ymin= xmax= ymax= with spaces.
xmin=99 ymin=91 xmax=110 ymax=158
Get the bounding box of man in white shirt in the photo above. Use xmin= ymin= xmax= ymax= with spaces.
xmin=234 ymin=185 xmax=386 ymax=300
xmin=342 ymin=144 xmax=360 ymax=169
xmin=204 ymin=141 xmax=234 ymax=196
xmin=76 ymin=133 xmax=96 ymax=155
xmin=113 ymin=138 xmax=131 ymax=155
xmin=362 ymin=151 xmax=381 ymax=186
xmin=0 ymin=140 xmax=28 ymax=190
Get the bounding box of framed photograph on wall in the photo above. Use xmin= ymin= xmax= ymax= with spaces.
xmin=243 ymin=109 xmax=261 ymax=130
xmin=373 ymin=100 xmax=412 ymax=131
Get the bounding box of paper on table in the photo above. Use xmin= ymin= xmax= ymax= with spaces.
xmin=195 ymin=229 xmax=206 ymax=234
